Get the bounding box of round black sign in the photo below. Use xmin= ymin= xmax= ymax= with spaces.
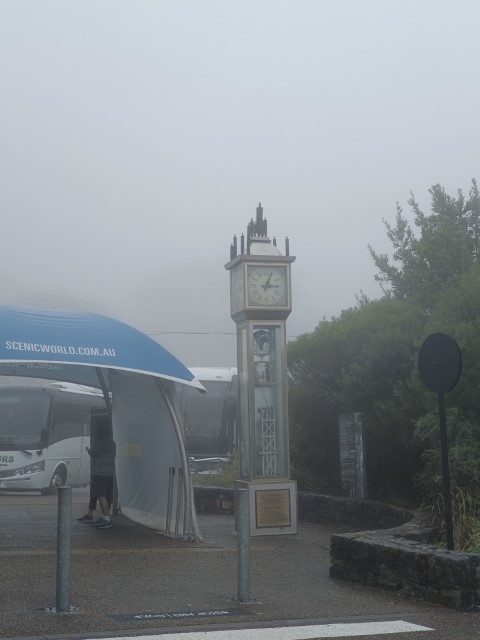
xmin=418 ymin=333 xmax=462 ymax=394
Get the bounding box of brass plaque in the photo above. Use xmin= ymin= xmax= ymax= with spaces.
xmin=255 ymin=489 xmax=291 ymax=528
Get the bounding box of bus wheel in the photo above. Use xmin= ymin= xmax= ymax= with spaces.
xmin=41 ymin=466 xmax=67 ymax=495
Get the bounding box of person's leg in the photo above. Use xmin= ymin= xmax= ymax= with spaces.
xmin=98 ymin=496 xmax=110 ymax=517
xmin=78 ymin=485 xmax=98 ymax=521
xmin=95 ymin=494 xmax=113 ymax=528
xmin=106 ymin=475 xmax=113 ymax=510
xmin=94 ymin=476 xmax=113 ymax=528
xmin=86 ymin=475 xmax=106 ymax=524
xmin=87 ymin=495 xmax=98 ymax=514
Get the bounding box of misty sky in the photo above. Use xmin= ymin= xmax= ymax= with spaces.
xmin=1 ymin=1 xmax=479 ymax=367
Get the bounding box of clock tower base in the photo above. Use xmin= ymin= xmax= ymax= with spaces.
xmin=235 ymin=480 xmax=297 ymax=536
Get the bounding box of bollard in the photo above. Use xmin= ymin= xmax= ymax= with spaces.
xmin=236 ymin=487 xmax=250 ymax=602
xmin=56 ymin=486 xmax=72 ymax=612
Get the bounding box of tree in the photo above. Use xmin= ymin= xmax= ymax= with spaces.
xmin=413 ymin=265 xmax=480 ymax=500
xmin=369 ymin=180 xmax=480 ymax=314
xmin=289 ymin=179 xmax=480 ymax=508
xmin=288 ymin=297 xmax=424 ymax=500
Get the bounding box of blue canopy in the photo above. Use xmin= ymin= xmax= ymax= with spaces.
xmin=0 ymin=305 xmax=204 ymax=539
xmin=0 ymin=305 xmax=203 ymax=390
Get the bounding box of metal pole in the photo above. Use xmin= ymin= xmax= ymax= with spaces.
xmin=237 ymin=487 xmax=250 ymax=602
xmin=154 ymin=377 xmax=202 ymax=541
xmin=438 ymin=393 xmax=454 ymax=550
xmin=56 ymin=486 xmax=72 ymax=612
xmin=166 ymin=466 xmax=175 ymax=536
xmin=175 ymin=466 xmax=184 ymax=538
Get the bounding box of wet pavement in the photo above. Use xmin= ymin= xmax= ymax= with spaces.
xmin=0 ymin=490 xmax=477 ymax=640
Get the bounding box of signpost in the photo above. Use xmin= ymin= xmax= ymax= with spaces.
xmin=418 ymin=333 xmax=462 ymax=550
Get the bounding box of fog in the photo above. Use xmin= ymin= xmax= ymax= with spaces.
xmin=1 ymin=1 xmax=478 ymax=367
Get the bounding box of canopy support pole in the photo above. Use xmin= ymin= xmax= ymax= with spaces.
xmin=155 ymin=377 xmax=202 ymax=541
xmin=94 ymin=367 xmax=119 ymax=514
xmin=94 ymin=367 xmax=112 ymax=420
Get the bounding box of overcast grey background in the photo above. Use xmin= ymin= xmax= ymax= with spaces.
xmin=1 ymin=1 xmax=478 ymax=367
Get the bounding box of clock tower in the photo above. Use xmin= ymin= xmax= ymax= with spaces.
xmin=225 ymin=203 xmax=297 ymax=535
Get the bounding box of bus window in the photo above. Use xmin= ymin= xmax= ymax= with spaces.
xmin=177 ymin=367 xmax=238 ymax=466
xmin=182 ymin=383 xmax=228 ymax=455
xmin=49 ymin=400 xmax=90 ymax=445
xmin=0 ymin=390 xmax=51 ymax=449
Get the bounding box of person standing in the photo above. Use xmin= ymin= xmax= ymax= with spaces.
xmin=77 ymin=477 xmax=113 ymax=523
xmin=85 ymin=414 xmax=116 ymax=529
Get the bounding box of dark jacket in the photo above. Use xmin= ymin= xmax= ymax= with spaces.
xmin=87 ymin=437 xmax=116 ymax=476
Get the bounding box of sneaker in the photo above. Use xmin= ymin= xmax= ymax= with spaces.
xmin=95 ymin=518 xmax=112 ymax=529
xmin=91 ymin=517 xmax=105 ymax=526
xmin=77 ymin=514 xmax=93 ymax=523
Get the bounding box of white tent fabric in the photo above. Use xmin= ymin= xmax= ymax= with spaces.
xmin=0 ymin=305 xmax=204 ymax=540
xmin=111 ymin=371 xmax=200 ymax=538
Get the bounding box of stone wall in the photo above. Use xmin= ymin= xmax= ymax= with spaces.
xmin=193 ymin=487 xmax=413 ymax=528
xmin=194 ymin=486 xmax=480 ymax=610
xmin=300 ymin=494 xmax=480 ymax=610
xmin=297 ymin=491 xmax=413 ymax=529
xmin=330 ymin=526 xmax=480 ymax=610
xmin=194 ymin=486 xmax=234 ymax=514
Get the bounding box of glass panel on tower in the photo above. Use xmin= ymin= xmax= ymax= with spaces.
xmin=252 ymin=324 xmax=286 ymax=479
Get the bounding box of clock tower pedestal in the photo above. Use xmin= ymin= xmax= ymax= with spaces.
xmin=225 ymin=203 xmax=297 ymax=536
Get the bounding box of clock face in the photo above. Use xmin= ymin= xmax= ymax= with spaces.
xmin=247 ymin=266 xmax=287 ymax=307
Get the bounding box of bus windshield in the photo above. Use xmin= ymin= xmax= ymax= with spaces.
xmin=180 ymin=380 xmax=230 ymax=456
xmin=0 ymin=390 xmax=51 ymax=450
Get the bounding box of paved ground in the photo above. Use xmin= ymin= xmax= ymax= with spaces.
xmin=1 ymin=490 xmax=479 ymax=640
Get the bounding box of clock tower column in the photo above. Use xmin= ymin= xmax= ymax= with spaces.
xmin=225 ymin=203 xmax=297 ymax=536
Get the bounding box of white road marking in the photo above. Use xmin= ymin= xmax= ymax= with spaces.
xmin=95 ymin=620 xmax=433 ymax=640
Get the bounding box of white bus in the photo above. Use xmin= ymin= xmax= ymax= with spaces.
xmin=176 ymin=367 xmax=238 ymax=472
xmin=0 ymin=380 xmax=107 ymax=494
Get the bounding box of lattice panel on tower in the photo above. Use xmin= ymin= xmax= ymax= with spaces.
xmin=257 ymin=406 xmax=277 ymax=476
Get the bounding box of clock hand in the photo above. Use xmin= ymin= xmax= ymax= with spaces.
xmin=262 ymin=273 xmax=273 ymax=290
xmin=264 ymin=281 xmax=281 ymax=290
